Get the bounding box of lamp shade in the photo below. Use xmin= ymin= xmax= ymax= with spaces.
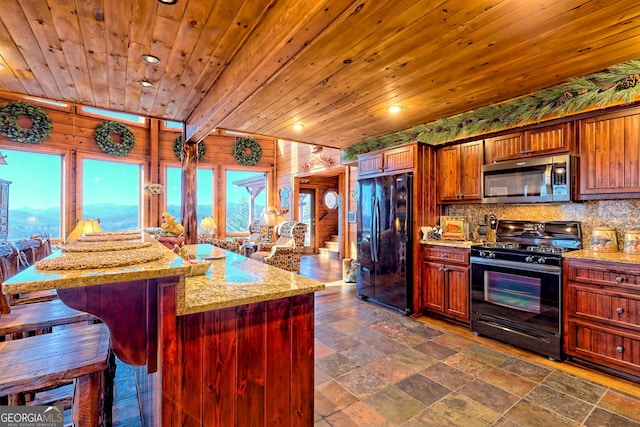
xmin=66 ymin=218 xmax=102 ymax=243
xmin=259 ymin=207 xmax=279 ymax=226
xmin=200 ymin=216 xmax=216 ymax=230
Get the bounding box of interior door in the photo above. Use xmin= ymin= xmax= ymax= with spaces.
xmin=298 ymin=189 xmax=316 ymax=254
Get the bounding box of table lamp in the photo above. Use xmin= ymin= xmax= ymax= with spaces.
xmin=200 ymin=216 xmax=216 ymax=238
xmin=259 ymin=207 xmax=279 ymax=227
xmin=66 ymin=218 xmax=102 ymax=243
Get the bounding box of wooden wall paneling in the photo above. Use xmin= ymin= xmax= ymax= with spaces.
xmin=236 ymin=302 xmax=266 ymax=426
xmin=290 ymin=294 xmax=314 ymax=426
xmin=266 ymin=298 xmax=292 ymax=426
xmin=202 ymin=308 xmax=237 ymax=427
xmin=179 ymin=313 xmax=204 ymax=425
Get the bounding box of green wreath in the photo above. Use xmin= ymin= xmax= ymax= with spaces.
xmin=233 ymin=137 xmax=262 ymax=166
xmin=0 ymin=101 xmax=53 ymax=144
xmin=172 ymin=136 xmax=205 ymax=160
xmin=94 ymin=121 xmax=135 ymax=156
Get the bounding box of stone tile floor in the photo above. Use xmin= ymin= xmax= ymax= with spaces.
xmin=111 ymin=283 xmax=640 ymax=426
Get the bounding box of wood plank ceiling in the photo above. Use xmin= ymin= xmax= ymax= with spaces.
xmin=1 ymin=0 xmax=640 ymax=150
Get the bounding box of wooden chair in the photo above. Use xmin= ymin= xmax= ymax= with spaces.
xmin=0 ymin=243 xmax=57 ymax=306
xmin=30 ymin=233 xmax=52 ymax=262
xmin=249 ymin=221 xmax=307 ymax=273
xmin=0 ymin=323 xmax=114 ymax=426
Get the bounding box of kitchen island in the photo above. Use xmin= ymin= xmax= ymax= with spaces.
xmin=2 ymin=238 xmax=325 ymax=426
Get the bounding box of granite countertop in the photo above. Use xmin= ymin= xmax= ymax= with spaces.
xmin=177 ymin=245 xmax=325 ymax=315
xmin=1 ymin=232 xmax=191 ymax=294
xmin=2 ymin=238 xmax=325 ymax=315
xmin=563 ymin=249 xmax=640 ymax=265
xmin=420 ymin=239 xmax=480 ymax=248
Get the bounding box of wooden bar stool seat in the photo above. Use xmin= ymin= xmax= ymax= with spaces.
xmin=0 ymin=298 xmax=97 ymax=339
xmin=0 ymin=323 xmax=114 ymax=427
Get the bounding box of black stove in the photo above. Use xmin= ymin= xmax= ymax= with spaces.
xmin=470 ymin=219 xmax=582 ymax=360
xmin=471 ymin=220 xmax=582 ymax=267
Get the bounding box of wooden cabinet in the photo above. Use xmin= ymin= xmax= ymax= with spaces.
xmin=358 ymin=144 xmax=414 ymax=177
xmin=485 ymin=122 xmax=574 ymax=163
xmin=579 ymin=108 xmax=640 ymax=198
xmin=563 ymin=258 xmax=640 ymax=379
xmin=421 ymin=245 xmax=470 ymax=325
xmin=0 ymin=179 xmax=9 ymax=242
xmin=437 ymin=140 xmax=483 ymax=202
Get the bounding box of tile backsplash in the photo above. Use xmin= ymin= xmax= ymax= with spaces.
xmin=445 ymin=200 xmax=640 ymax=251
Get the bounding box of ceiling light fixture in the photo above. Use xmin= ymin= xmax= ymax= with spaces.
xmin=157 ymin=0 xmax=178 ymax=4
xmin=0 ymin=63 xmax=5 ymax=70
xmin=138 ymin=79 xmax=154 ymax=88
xmin=140 ymin=54 xmax=161 ymax=65
xmin=387 ymin=105 xmax=402 ymax=114
xmin=292 ymin=123 xmax=304 ymax=131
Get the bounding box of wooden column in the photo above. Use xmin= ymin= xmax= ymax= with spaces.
xmin=181 ymin=137 xmax=198 ymax=244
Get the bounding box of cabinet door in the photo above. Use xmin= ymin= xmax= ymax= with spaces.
xmin=437 ymin=145 xmax=461 ymax=202
xmin=459 ymin=140 xmax=483 ymax=200
xmin=485 ymin=132 xmax=524 ymax=163
xmin=445 ymin=265 xmax=470 ymax=322
xmin=579 ymin=109 xmax=640 ymax=196
xmin=422 ymin=261 xmax=445 ymax=313
xmin=525 ymin=122 xmax=573 ymax=156
xmin=384 ymin=145 xmax=414 ymax=173
xmin=358 ymin=153 xmax=383 ymax=177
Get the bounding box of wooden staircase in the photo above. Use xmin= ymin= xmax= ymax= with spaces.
xmin=318 ymin=235 xmax=340 ymax=259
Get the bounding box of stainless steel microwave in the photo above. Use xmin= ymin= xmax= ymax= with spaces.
xmin=481 ymin=154 xmax=576 ymax=204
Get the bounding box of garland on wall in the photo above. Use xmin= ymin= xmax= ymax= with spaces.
xmin=95 ymin=120 xmax=136 ymax=156
xmin=232 ymin=137 xmax=262 ymax=166
xmin=0 ymin=101 xmax=53 ymax=144
xmin=172 ymin=136 xmax=206 ymax=161
xmin=343 ymin=59 xmax=640 ymax=161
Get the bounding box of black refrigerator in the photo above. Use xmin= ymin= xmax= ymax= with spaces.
xmin=356 ymin=173 xmax=412 ymax=315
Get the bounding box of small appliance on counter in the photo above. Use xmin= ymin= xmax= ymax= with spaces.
xmin=589 ymin=226 xmax=618 ymax=252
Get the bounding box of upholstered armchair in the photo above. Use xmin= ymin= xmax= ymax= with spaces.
xmin=238 ymin=221 xmax=275 ymax=252
xmin=208 ymin=239 xmax=240 ymax=253
xmin=249 ymin=221 xmax=307 ymax=273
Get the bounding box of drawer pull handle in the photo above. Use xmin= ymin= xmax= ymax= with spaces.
xmin=616 ymin=346 xmax=624 ymax=353
xmin=616 ymin=307 xmax=624 ymax=314
xmin=615 ymin=276 xmax=623 ymax=283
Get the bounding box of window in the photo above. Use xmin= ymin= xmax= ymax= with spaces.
xmin=82 ymin=159 xmax=142 ymax=231
xmin=165 ymin=167 xmax=182 ymax=220
xmin=226 ymin=170 xmax=266 ymax=233
xmin=80 ymin=106 xmax=145 ymax=124
xmin=165 ymin=167 xmax=215 ymax=224
xmin=1 ymin=149 xmax=63 ymax=240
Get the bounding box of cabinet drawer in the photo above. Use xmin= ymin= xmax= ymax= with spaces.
xmin=565 ymin=320 xmax=640 ymax=376
xmin=569 ymin=285 xmax=640 ymax=330
xmin=423 ymin=247 xmax=469 ymax=264
xmin=565 ymin=262 xmax=640 ymax=287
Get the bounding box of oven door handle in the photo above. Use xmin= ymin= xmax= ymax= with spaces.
xmin=470 ymin=257 xmax=561 ymax=275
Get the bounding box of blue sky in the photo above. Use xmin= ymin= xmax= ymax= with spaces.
xmin=2 ymin=148 xmax=265 ymax=209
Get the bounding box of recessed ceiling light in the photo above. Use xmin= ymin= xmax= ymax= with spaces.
xmin=141 ymin=54 xmax=161 ymax=65
xmin=157 ymin=0 xmax=178 ymax=4
xmin=292 ymin=123 xmax=304 ymax=131
xmin=387 ymin=105 xmax=402 ymax=114
xmin=138 ymin=79 xmax=154 ymax=88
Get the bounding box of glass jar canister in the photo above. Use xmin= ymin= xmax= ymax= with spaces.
xmin=623 ymin=229 xmax=640 ymax=254
xmin=590 ymin=226 xmax=618 ymax=252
